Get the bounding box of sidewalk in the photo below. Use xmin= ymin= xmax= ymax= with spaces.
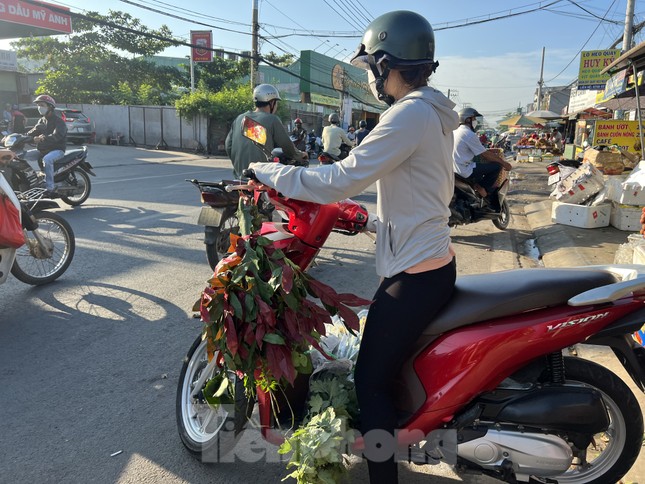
xmin=515 ymin=160 xmax=645 ymax=484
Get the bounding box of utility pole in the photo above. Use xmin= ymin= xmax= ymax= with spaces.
xmin=250 ymin=0 xmax=259 ymax=88
xmin=536 ymin=47 xmax=545 ymax=111
xmin=623 ymin=0 xmax=636 ymax=52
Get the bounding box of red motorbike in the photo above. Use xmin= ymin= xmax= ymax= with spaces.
xmin=176 ymin=117 xmax=645 ymax=484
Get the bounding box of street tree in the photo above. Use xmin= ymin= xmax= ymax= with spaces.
xmin=11 ymin=10 xmax=183 ymax=104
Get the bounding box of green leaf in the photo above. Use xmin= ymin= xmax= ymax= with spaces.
xmin=228 ymin=292 xmax=244 ymax=320
xmin=263 ymin=332 xmax=286 ymax=345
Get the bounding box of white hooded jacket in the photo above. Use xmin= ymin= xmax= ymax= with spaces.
xmin=251 ymin=86 xmax=459 ymax=278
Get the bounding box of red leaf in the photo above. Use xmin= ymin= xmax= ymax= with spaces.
xmin=337 ymin=304 xmax=360 ymax=332
xmin=244 ymin=323 xmax=255 ymax=345
xmin=238 ymin=343 xmax=249 ymax=360
xmin=336 ymin=293 xmax=373 ymax=307
xmin=224 ymin=313 xmax=238 ymax=357
xmin=278 ymin=345 xmax=297 ymax=385
xmin=255 ymin=324 xmax=266 ymax=349
xmin=254 ymin=296 xmax=277 ymax=328
xmin=265 ymin=343 xmax=283 ymax=381
xmin=307 ymin=278 xmax=338 ymax=307
xmin=281 ymin=263 xmax=294 ymax=294
xmin=303 ymin=333 xmax=332 ymax=361
xmin=283 ymin=309 xmax=300 ymax=341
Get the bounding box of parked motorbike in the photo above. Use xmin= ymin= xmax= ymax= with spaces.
xmin=0 ymin=173 xmax=75 ymax=285
xmin=450 ymin=169 xmax=511 ymax=230
xmin=191 ymin=147 xmax=309 ymax=270
xmin=546 ymin=159 xmax=582 ymax=187
xmin=1 ymin=133 xmax=95 ymax=206
xmin=177 ymin=117 xmax=645 ymax=483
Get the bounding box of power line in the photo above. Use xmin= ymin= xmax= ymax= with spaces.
xmin=544 ymin=0 xmax=618 ymax=83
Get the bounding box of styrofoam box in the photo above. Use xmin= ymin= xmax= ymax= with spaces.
xmin=613 ymin=184 xmax=645 ymax=205
xmin=528 ymin=156 xmax=542 ymax=162
xmin=551 ymin=202 xmax=611 ymax=228
xmin=516 ymin=154 xmax=529 ymax=162
xmin=551 ymin=162 xmax=605 ymax=204
xmin=610 ymin=203 xmax=643 ymax=231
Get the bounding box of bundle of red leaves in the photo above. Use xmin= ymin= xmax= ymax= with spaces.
xmin=197 ymin=198 xmax=372 ymax=392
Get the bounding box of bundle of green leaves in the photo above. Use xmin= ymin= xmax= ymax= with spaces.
xmin=197 ymin=197 xmax=372 ymax=395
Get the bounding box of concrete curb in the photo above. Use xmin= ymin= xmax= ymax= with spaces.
xmin=525 ymin=200 xmax=598 ymax=268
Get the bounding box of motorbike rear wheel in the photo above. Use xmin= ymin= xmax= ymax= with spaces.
xmin=60 ymin=168 xmax=91 ymax=207
xmin=542 ymin=357 xmax=643 ymax=484
xmin=205 ymin=212 xmax=239 ymax=270
xmin=11 ymin=210 xmax=75 ymax=285
xmin=492 ymin=200 xmax=510 ymax=230
xmin=176 ymin=336 xmax=252 ymax=462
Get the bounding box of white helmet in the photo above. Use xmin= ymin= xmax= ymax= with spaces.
xmin=253 ymin=84 xmax=281 ymax=103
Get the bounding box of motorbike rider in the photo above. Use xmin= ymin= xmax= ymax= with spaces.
xmin=347 ymin=125 xmax=357 ymax=145
xmin=321 ymin=113 xmax=352 ymax=158
xmin=453 ymin=107 xmax=512 ymax=209
xmin=225 ymin=84 xmax=307 ymax=179
xmin=26 ymin=95 xmax=67 ymax=197
xmin=10 ymin=104 xmax=26 ymax=134
xmin=355 ymin=119 xmax=370 ymax=146
xmin=247 ymin=11 xmax=458 ymax=483
xmin=290 ymin=117 xmax=307 ymax=151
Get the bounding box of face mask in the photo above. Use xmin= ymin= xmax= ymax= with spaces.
xmin=471 ymin=119 xmax=478 ymax=130
xmin=38 ymin=105 xmax=48 ymax=115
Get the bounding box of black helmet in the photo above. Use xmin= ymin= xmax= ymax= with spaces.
xmin=329 ymin=113 xmax=340 ymax=124
xmin=359 ymin=120 xmax=367 ymax=128
xmin=458 ymin=107 xmax=481 ymax=124
xmin=350 ymin=11 xmax=437 ymax=105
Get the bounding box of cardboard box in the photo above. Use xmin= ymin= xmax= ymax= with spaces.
xmin=551 ymin=202 xmax=611 ymax=228
xmin=550 ymin=162 xmax=605 ymax=204
xmin=610 ymin=203 xmax=643 ymax=231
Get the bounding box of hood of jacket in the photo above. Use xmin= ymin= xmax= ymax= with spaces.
xmin=396 ymin=86 xmax=459 ymax=135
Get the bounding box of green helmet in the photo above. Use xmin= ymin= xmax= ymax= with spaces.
xmin=350 ymin=11 xmax=437 ymax=105
xmin=350 ymin=11 xmax=436 ymax=68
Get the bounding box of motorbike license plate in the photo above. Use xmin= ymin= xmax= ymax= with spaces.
xmin=197 ymin=206 xmax=224 ymax=226
xmin=547 ymin=173 xmax=561 ymax=186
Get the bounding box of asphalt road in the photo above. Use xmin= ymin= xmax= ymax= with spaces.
xmin=0 ymin=145 xmax=640 ymax=483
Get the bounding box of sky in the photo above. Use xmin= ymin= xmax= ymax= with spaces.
xmin=1 ymin=0 xmax=642 ymax=121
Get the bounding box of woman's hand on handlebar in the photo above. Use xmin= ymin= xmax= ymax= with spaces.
xmin=242 ymin=168 xmax=270 ymax=191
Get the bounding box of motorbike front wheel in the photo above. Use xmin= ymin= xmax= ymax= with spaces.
xmin=11 ymin=210 xmax=75 ymax=285
xmin=543 ymin=357 xmax=644 ymax=484
xmin=492 ymin=200 xmax=510 ymax=230
xmin=60 ymin=168 xmax=91 ymax=206
xmin=176 ymin=336 xmax=252 ymax=462
xmin=205 ymin=212 xmax=239 ymax=270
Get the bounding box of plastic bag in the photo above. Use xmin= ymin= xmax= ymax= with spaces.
xmin=613 ymin=233 xmax=645 ymax=264
xmin=0 ymin=194 xmax=24 ymax=248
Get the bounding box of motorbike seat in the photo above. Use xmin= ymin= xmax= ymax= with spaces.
xmin=53 ymin=147 xmax=87 ymax=167
xmin=424 ymin=268 xmax=619 ymax=335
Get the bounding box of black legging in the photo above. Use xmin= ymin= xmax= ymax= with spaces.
xmin=354 ymin=259 xmax=457 ymax=483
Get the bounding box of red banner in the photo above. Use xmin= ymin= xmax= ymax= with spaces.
xmin=191 ymin=31 xmax=212 ymax=63
xmin=0 ymin=0 xmax=72 ymax=34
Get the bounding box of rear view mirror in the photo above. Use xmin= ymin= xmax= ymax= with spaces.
xmin=242 ymin=116 xmax=267 ymax=146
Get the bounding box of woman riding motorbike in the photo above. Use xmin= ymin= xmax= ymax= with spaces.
xmin=247 ymin=11 xmax=458 ymax=484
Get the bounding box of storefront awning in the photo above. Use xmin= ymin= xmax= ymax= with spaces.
xmin=0 ymin=0 xmax=72 ymax=40
xmin=601 ymin=41 xmax=645 ymax=75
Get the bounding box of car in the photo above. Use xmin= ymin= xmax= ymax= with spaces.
xmin=21 ymin=107 xmax=94 ymax=145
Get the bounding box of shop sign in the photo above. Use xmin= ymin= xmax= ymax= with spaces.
xmin=578 ymin=50 xmax=620 ymax=90
xmin=191 ymin=31 xmax=212 ymax=63
xmin=311 ymin=93 xmax=339 ymax=106
xmin=0 ymin=0 xmax=72 ymax=34
xmin=592 ymin=120 xmax=645 ymax=153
